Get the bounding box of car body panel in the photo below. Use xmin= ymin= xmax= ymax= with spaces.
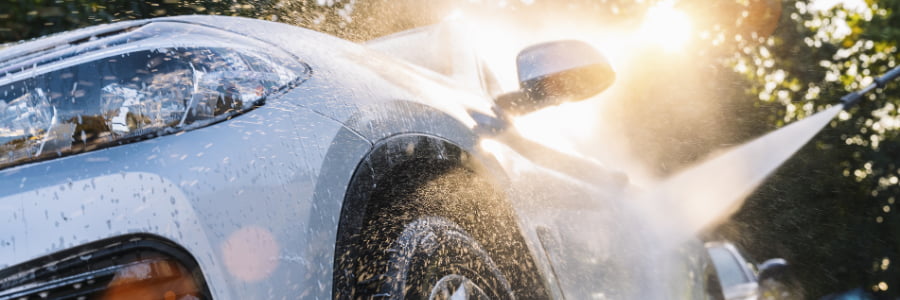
xmin=162 ymin=16 xmax=583 ymax=297
xmin=0 ymin=15 xmax=533 ymax=299
xmin=0 ymin=19 xmax=150 ymax=66
xmin=0 ymin=93 xmax=373 ymax=298
xmin=155 ymin=15 xmax=498 ymax=144
xmin=0 ymin=15 xmax=716 ymax=299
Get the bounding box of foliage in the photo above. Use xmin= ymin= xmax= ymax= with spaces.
xmin=0 ymin=0 xmax=269 ymax=43
xmin=715 ymin=0 xmax=900 ymax=297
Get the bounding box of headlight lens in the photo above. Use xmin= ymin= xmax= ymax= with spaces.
xmin=102 ymin=256 xmax=202 ymax=300
xmin=0 ymin=22 xmax=308 ymax=171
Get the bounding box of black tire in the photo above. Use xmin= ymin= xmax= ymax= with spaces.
xmin=374 ymin=216 xmax=515 ymax=300
xmin=339 ymin=167 xmax=542 ymax=300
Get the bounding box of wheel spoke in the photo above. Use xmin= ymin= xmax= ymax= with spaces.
xmin=429 ymin=274 xmax=489 ymax=300
xmin=450 ymin=283 xmax=467 ymax=300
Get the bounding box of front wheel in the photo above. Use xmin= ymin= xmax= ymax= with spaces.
xmin=373 ymin=216 xmax=515 ymax=300
xmin=337 ymin=167 xmax=544 ymax=300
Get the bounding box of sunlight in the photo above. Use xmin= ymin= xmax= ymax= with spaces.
xmin=456 ymin=16 xmax=634 ymax=159
xmin=639 ymin=1 xmax=692 ymax=52
xmin=444 ymin=8 xmax=464 ymax=21
xmin=513 ymin=102 xmax=599 ymax=156
xmin=463 ymin=15 xmax=631 ymax=92
xmin=443 ymin=11 xmax=646 ymax=161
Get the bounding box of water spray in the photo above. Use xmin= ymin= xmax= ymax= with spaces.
xmin=468 ymin=34 xmax=900 ymax=299
xmin=483 ymin=60 xmax=900 ymax=240
xmin=468 ymin=29 xmax=900 ymax=241
xmin=635 ymin=64 xmax=900 ymax=237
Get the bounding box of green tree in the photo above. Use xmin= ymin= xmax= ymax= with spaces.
xmin=711 ymin=0 xmax=900 ymax=297
xmin=0 ymin=0 xmax=264 ymax=43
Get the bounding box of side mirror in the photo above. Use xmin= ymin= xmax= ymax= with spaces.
xmin=757 ymin=258 xmax=796 ymax=298
xmin=496 ymin=40 xmax=615 ymax=115
xmin=757 ymin=258 xmax=789 ymax=282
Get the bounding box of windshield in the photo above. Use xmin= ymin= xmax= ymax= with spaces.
xmin=708 ymin=246 xmax=752 ymax=288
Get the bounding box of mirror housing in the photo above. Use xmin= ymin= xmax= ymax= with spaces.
xmin=757 ymin=258 xmax=789 ymax=282
xmin=496 ymin=40 xmax=615 ymax=115
xmin=757 ymin=258 xmax=794 ymax=297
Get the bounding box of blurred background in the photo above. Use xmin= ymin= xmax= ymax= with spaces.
xmin=3 ymin=0 xmax=900 ymax=298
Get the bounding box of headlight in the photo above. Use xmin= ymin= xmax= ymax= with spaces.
xmin=0 ymin=21 xmax=309 ymax=171
xmin=0 ymin=235 xmax=210 ymax=300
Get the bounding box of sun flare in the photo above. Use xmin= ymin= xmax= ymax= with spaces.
xmin=640 ymin=1 xmax=692 ymax=52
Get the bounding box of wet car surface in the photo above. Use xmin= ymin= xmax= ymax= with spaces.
xmin=0 ymin=15 xmax=727 ymax=299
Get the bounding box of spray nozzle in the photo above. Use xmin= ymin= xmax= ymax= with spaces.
xmin=840 ymin=90 xmax=866 ymax=108
xmin=842 ymin=65 xmax=900 ymax=110
xmin=875 ymin=65 xmax=900 ymax=88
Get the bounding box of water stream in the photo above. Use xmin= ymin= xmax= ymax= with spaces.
xmin=632 ymin=104 xmax=845 ymax=237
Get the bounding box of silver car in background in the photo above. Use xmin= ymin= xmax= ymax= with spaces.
xmin=706 ymin=241 xmax=793 ymax=300
xmin=707 ymin=242 xmax=761 ymax=300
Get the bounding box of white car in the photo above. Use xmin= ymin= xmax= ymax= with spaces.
xmin=0 ymin=16 xmax=718 ymax=299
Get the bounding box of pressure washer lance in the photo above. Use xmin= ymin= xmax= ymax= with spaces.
xmin=841 ymin=65 xmax=900 ymax=109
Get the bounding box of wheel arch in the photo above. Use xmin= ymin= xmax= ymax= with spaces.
xmin=332 ymin=133 xmax=549 ymax=299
